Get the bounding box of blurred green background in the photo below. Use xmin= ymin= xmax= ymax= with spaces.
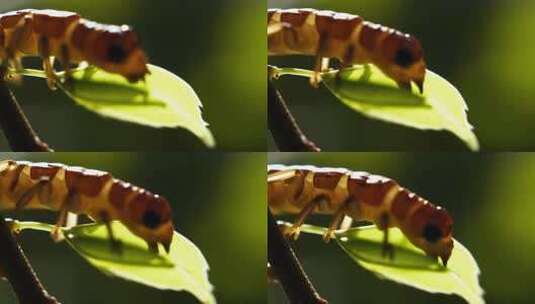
xmin=0 ymin=152 xmax=266 ymax=303
xmin=268 ymin=0 xmax=535 ymax=151
xmin=0 ymin=0 xmax=265 ymax=151
xmin=268 ymin=152 xmax=535 ymax=303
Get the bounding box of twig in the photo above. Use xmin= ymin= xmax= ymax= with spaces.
xmin=268 ymin=80 xmax=320 ymax=152
xmin=0 ymin=216 xmax=59 ymax=304
xmin=0 ymin=79 xmax=53 ymax=152
xmin=0 ymin=71 xmax=57 ymax=303
xmin=268 ymin=209 xmax=328 ymax=304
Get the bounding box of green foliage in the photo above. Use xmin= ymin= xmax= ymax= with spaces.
xmin=12 ymin=220 xmax=216 ymax=304
xmin=21 ymin=65 xmax=215 ymax=148
xmin=289 ymin=222 xmax=484 ymax=304
xmin=272 ymin=65 xmax=479 ymax=151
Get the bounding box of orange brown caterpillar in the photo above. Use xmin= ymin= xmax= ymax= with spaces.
xmin=0 ymin=160 xmax=173 ymax=254
xmin=268 ymin=8 xmax=426 ymax=92
xmin=268 ymin=164 xmax=453 ymax=265
xmin=0 ymin=9 xmax=149 ymax=89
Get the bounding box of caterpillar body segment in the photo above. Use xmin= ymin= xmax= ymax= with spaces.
xmin=268 ymin=164 xmax=453 ymax=265
xmin=268 ymin=8 xmax=426 ymax=92
xmin=0 ymin=160 xmax=173 ymax=254
xmin=0 ymin=9 xmax=149 ymax=89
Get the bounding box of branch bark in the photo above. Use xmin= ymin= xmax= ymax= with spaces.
xmin=0 ymin=72 xmax=57 ymax=303
xmin=0 ymin=216 xmax=59 ymax=304
xmin=268 ymin=209 xmax=328 ymax=304
xmin=0 ymin=80 xmax=53 ymax=152
xmin=268 ymin=80 xmax=320 ymax=152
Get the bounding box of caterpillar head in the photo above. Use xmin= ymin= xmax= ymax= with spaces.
xmin=73 ymin=20 xmax=150 ymax=82
xmin=122 ymin=190 xmax=174 ymax=253
xmin=380 ymin=32 xmax=426 ymax=93
xmin=403 ymin=203 xmax=453 ymax=266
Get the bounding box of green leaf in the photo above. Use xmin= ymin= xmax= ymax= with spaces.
xmin=59 ymin=64 xmax=215 ymax=148
xmin=321 ymin=66 xmax=479 ymax=151
xmin=337 ymin=229 xmax=440 ymax=269
xmin=296 ymin=222 xmax=484 ymax=304
xmin=337 ymin=228 xmax=484 ymax=304
xmin=64 ymin=222 xmax=216 ymax=304
xmin=8 ymin=219 xmax=215 ymax=302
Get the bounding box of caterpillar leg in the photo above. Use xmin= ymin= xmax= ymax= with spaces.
xmin=323 ymin=205 xmax=347 ymax=242
xmin=42 ymin=56 xmax=57 ymax=90
xmin=3 ymin=52 xmax=23 ymax=85
xmin=285 ymin=196 xmax=325 ymax=240
xmin=51 ymin=191 xmax=80 ymax=242
xmin=310 ymin=33 xmax=330 ymax=88
xmin=5 ymin=15 xmax=32 ymax=83
xmin=0 ymin=59 xmax=18 ymax=84
xmin=15 ymin=177 xmax=51 ymax=211
xmin=8 ymin=57 xmax=23 ymax=73
xmin=58 ymin=44 xmax=73 ymax=82
xmin=146 ymin=241 xmax=158 ymax=254
xmin=38 ymin=36 xmax=58 ymax=90
xmin=395 ymin=80 xmax=411 ymax=92
xmin=336 ymin=45 xmax=359 ymax=82
xmin=311 ymin=56 xmax=330 ymax=88
xmin=100 ymin=211 xmax=123 ymax=254
xmin=51 ymin=204 xmax=68 ymax=242
xmin=379 ymin=213 xmax=394 ymax=260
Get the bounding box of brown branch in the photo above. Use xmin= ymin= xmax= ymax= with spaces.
xmin=0 ymin=71 xmax=57 ymax=303
xmin=268 ymin=80 xmax=320 ymax=152
xmin=0 ymin=78 xmax=53 ymax=152
xmin=268 ymin=209 xmax=328 ymax=304
xmin=0 ymin=216 xmax=59 ymax=304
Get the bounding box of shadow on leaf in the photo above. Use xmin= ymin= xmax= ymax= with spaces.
xmin=65 ymin=224 xmax=174 ymax=267
xmin=62 ymin=79 xmax=165 ymax=107
xmin=336 ymin=236 xmax=444 ymax=270
xmin=323 ymin=67 xmax=427 ymax=107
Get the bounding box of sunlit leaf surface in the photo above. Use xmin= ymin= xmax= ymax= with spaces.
xmin=321 ymin=66 xmax=479 ymax=151
xmin=296 ymin=223 xmax=484 ymax=304
xmin=64 ymin=222 xmax=216 ymax=304
xmin=60 ymin=64 xmax=215 ymax=148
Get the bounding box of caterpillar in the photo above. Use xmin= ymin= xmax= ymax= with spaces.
xmin=268 ymin=8 xmax=426 ymax=92
xmin=0 ymin=9 xmax=149 ymax=89
xmin=0 ymin=160 xmax=173 ymax=254
xmin=268 ymin=165 xmax=453 ymax=265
